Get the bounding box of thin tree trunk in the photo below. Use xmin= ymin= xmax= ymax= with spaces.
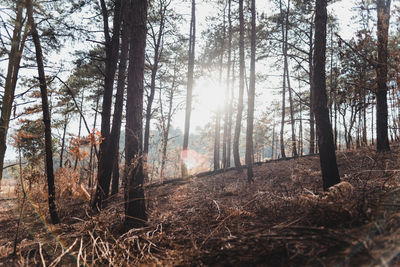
xmin=233 ymin=0 xmax=245 ymax=170
xmin=375 ymin=0 xmax=391 ymax=152
xmin=27 ymin=0 xmax=60 ymax=224
xmin=284 ymin=0 xmax=297 ymax=157
xmin=308 ymin=21 xmax=315 ymax=155
xmin=59 ymin=115 xmax=68 ymax=168
xmin=88 ymin=96 xmax=100 ymax=188
xmin=74 ymin=92 xmax=84 ymax=170
xmin=182 ymin=0 xmax=196 ymax=177
xmin=0 ymin=0 xmax=28 ymax=188
xmin=125 ymin=0 xmax=148 ymax=229
xmin=227 ymin=49 xmax=236 ymax=168
xmin=97 ymin=0 xmax=122 ymax=193
xmin=246 ymin=0 xmax=256 ymax=182
xmin=144 ymin=2 xmax=167 ymax=157
xmin=313 ymin=0 xmax=340 ymax=191
xmin=222 ymin=0 xmax=232 ymax=169
xmin=92 ymin=4 xmax=130 ymax=209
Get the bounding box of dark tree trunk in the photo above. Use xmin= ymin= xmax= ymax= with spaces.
xmin=27 ymin=0 xmax=60 ymax=224
xmin=375 ymin=0 xmax=391 ymax=152
xmin=59 ymin=116 xmax=68 ymax=168
xmin=144 ymin=2 xmax=167 ymax=157
xmin=111 ymin=143 xmax=119 ymax=196
xmin=312 ymin=0 xmax=340 ymax=191
xmin=96 ymin=0 xmax=122 ymax=198
xmin=182 ymin=0 xmax=196 ymax=177
xmin=309 ymin=22 xmax=315 ymax=155
xmin=0 ymin=0 xmax=27 ymax=188
xmin=279 ymin=0 xmax=287 ymax=159
xmin=246 ymin=0 xmax=256 ymax=182
xmin=92 ymin=5 xmax=130 ymax=209
xmin=88 ymin=96 xmax=100 ymax=188
xmin=284 ymin=0 xmax=297 ymax=157
xmin=74 ymin=92 xmax=84 ymax=170
xmin=125 ymin=0 xmax=148 ymax=229
xmin=233 ymin=0 xmax=245 ymax=170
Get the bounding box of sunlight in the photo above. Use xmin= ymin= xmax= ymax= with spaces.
xmin=195 ymin=77 xmax=227 ymax=113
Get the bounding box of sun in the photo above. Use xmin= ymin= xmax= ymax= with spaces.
xmin=194 ymin=77 xmax=227 ymax=113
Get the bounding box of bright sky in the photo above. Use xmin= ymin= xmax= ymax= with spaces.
xmin=2 ymin=0 xmax=367 ymax=161
xmin=174 ymin=0 xmax=359 ymax=131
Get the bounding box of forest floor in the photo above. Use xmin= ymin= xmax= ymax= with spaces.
xmin=2 ymin=145 xmax=400 ymax=266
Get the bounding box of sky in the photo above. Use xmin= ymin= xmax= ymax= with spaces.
xmin=2 ymin=0 xmax=370 ymax=162
xmin=173 ymin=0 xmax=359 ymax=131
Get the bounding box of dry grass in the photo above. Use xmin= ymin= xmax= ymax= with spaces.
xmin=2 ymin=145 xmax=400 ymax=266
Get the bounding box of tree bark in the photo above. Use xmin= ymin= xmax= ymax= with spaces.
xmin=0 ymin=0 xmax=28 ymax=188
xmin=125 ymin=0 xmax=148 ymax=229
xmin=233 ymin=0 xmax=245 ymax=170
xmin=59 ymin=115 xmax=68 ymax=168
xmin=144 ymin=1 xmax=167 ymax=157
xmin=375 ymin=0 xmax=391 ymax=152
xmin=222 ymin=0 xmax=232 ymax=170
xmin=111 ymin=142 xmax=119 ymax=196
xmin=96 ymin=0 xmax=122 ymax=197
xmin=27 ymin=0 xmax=60 ymax=224
xmin=246 ymin=0 xmax=256 ymax=182
xmin=92 ymin=4 xmax=130 ymax=209
xmin=182 ymin=0 xmax=196 ymax=177
xmin=309 ymin=21 xmax=315 ymax=155
xmin=313 ymin=0 xmax=340 ymax=191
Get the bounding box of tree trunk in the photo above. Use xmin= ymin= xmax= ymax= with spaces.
xmin=74 ymin=92 xmax=84 ymax=170
xmin=88 ymin=96 xmax=100 ymax=188
xmin=375 ymin=0 xmax=391 ymax=152
xmin=144 ymin=2 xmax=167 ymax=157
xmin=279 ymin=0 xmax=287 ymax=159
xmin=308 ymin=22 xmax=315 ymax=155
xmin=182 ymin=0 xmax=196 ymax=177
xmin=111 ymin=143 xmax=119 ymax=196
xmin=59 ymin=115 xmax=68 ymax=168
xmin=92 ymin=5 xmax=130 ymax=209
xmin=27 ymin=0 xmax=60 ymax=224
xmin=97 ymin=0 xmax=122 ymax=194
xmin=233 ymin=0 xmax=245 ymax=170
xmin=222 ymin=0 xmax=232 ymax=170
xmin=283 ymin=0 xmax=297 ymax=157
xmin=246 ymin=0 xmax=256 ymax=182
xmin=0 ymin=0 xmax=28 ymax=188
xmin=313 ymin=0 xmax=340 ymax=191
xmin=125 ymin=0 xmax=148 ymax=229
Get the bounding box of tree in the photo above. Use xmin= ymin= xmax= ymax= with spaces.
xmin=125 ymin=0 xmax=148 ymax=229
xmin=246 ymin=0 xmax=256 ymax=182
xmin=92 ymin=2 xmax=130 ymax=209
xmin=233 ymin=0 xmax=245 ymax=170
xmin=222 ymin=0 xmax=233 ymax=169
xmin=182 ymin=0 xmax=196 ymax=178
xmin=26 ymin=0 xmax=60 ymax=224
xmin=375 ymin=0 xmax=391 ymax=152
xmin=143 ymin=0 xmax=171 ymax=157
xmin=93 ymin=0 xmax=122 ymax=207
xmin=312 ymin=0 xmax=340 ymax=191
xmin=0 ymin=0 xmax=29 ymax=188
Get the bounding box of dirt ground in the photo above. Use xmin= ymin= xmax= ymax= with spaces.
xmin=2 ymin=145 xmax=400 ymax=266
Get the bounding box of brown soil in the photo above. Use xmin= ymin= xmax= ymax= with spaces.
xmin=1 ymin=145 xmax=400 ymax=266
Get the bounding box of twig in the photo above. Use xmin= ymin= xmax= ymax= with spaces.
xmin=39 ymin=242 xmax=46 ymax=267
xmin=213 ymin=200 xmax=221 ymax=220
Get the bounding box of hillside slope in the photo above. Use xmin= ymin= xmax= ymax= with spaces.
xmin=1 ymin=145 xmax=400 ymax=266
